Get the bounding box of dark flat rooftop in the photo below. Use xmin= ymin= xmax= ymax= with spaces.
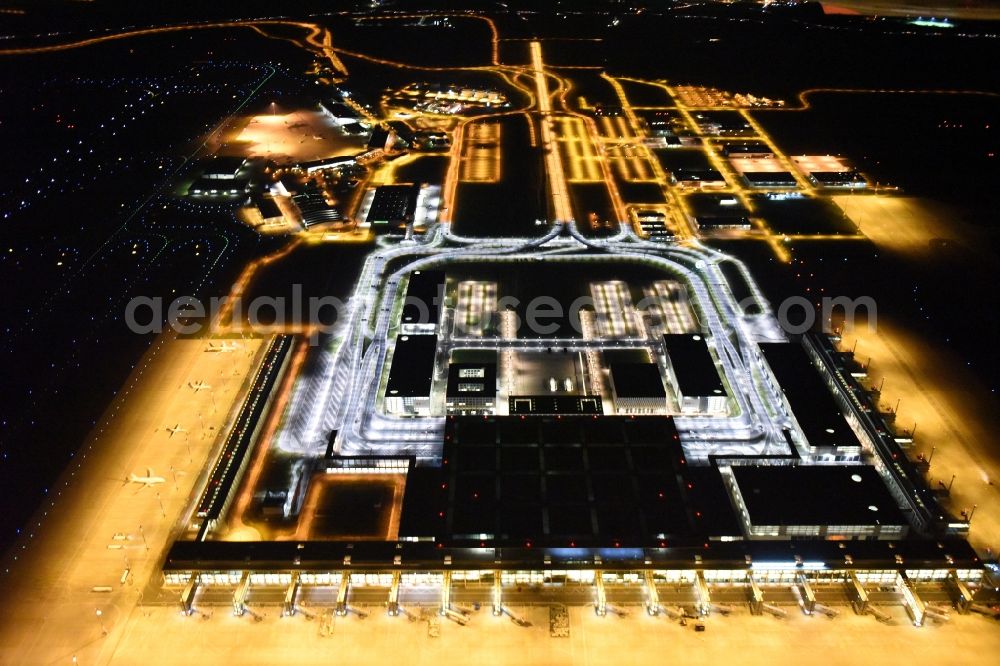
xmin=385 ymin=334 xmax=437 ymax=398
xmin=810 ymin=171 xmax=867 ymax=186
xmin=188 ymin=177 xmax=248 ymax=194
xmin=609 ymin=363 xmax=667 ymax=399
xmin=672 ymin=168 xmax=725 ymax=183
xmin=662 ymin=334 xmax=725 ymax=398
xmin=731 ymin=464 xmax=907 ymax=527
xmin=201 ymin=155 xmax=247 ymax=177
xmin=696 ymin=215 xmax=751 ymax=229
xmin=254 ymin=197 xmax=281 ymax=219
xmin=402 ymin=269 xmax=443 ymax=327
xmin=367 ymin=183 xmax=419 ymax=225
xmin=760 ymin=342 xmax=862 ymax=451
xmin=368 ymin=127 xmax=391 ymax=151
xmin=720 ymin=141 xmax=772 ymax=155
xmin=399 ymin=416 xmax=741 ymax=546
xmin=321 ymin=100 xmax=358 ymax=118
xmin=743 ymin=171 xmax=798 ymax=186
xmin=693 ymin=111 xmax=752 ymax=130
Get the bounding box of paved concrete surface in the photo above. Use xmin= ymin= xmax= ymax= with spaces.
xmin=102 ymin=602 xmax=1000 ymax=666
xmin=0 ymin=332 xmax=266 ymax=664
xmin=843 ymin=320 xmax=1000 ymax=555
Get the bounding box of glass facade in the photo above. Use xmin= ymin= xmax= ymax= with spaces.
xmin=163 ymin=566 xmax=982 ymax=591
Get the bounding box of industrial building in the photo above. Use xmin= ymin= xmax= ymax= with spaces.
xmin=291 ymin=188 xmax=343 ymax=228
xmin=691 ymin=111 xmax=753 ymax=136
xmin=297 ymin=156 xmax=357 ymax=175
xmin=808 ymin=171 xmax=868 ymax=188
xmin=187 ymin=177 xmax=250 ymax=197
xmin=366 ymin=184 xmax=419 ymax=233
xmin=670 ymin=168 xmax=727 ymax=188
xmin=319 ymin=99 xmax=361 ymax=125
xmin=742 ymin=171 xmax=798 ymax=188
xmin=633 ymin=210 xmax=673 ymax=241
xmin=186 ymin=156 xmax=251 ymax=197
xmin=719 ymin=141 xmax=773 ymax=157
xmin=200 ymin=156 xmax=248 ymax=179
xmin=247 ymin=197 xmax=284 ymax=228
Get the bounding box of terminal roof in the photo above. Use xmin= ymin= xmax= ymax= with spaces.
xmin=760 ymin=342 xmax=862 ymax=451
xmin=731 ymin=464 xmax=907 ymax=527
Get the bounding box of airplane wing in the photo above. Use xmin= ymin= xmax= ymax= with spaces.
xmin=147 ymin=468 xmax=154 ymax=478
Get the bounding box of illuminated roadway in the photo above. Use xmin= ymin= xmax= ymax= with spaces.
xmin=267 ymin=213 xmax=800 ymax=472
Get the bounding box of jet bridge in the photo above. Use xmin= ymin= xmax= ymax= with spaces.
xmin=795 ymin=572 xmax=816 ymax=615
xmin=643 ymin=570 xmax=661 ymax=616
xmin=282 ymin=572 xmax=300 ymax=617
xmin=180 ymin=574 xmax=199 ymax=615
xmin=594 ymin=570 xmax=607 ymax=616
xmin=747 ymin=573 xmax=764 ymax=615
xmin=845 ymin=571 xmax=869 ymax=614
xmin=897 ymin=571 xmax=926 ymax=626
xmin=233 ymin=571 xmax=251 ymax=616
xmin=946 ymin=570 xmax=974 ymax=613
xmin=695 ymin=570 xmax=711 ymax=616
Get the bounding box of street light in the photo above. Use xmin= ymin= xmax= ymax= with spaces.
xmin=96 ymin=608 xmax=107 ymax=635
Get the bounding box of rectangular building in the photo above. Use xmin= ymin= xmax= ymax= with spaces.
xmin=608 ymin=363 xmax=667 ymax=414
xmin=384 ymin=334 xmax=438 ymax=416
xmin=742 ymin=171 xmax=798 ymax=188
xmin=446 ymin=359 xmax=498 ymax=415
xmin=759 ymin=342 xmax=863 ymax=458
xmin=662 ymin=334 xmax=728 ymax=414
xmin=187 ymin=177 xmax=249 ymax=197
xmin=366 ymin=184 xmax=419 ymax=233
xmin=395 ymin=415 xmax=742 ymax=545
xmin=670 ymin=168 xmax=727 ymax=189
xmin=694 ymin=215 xmax=752 ymax=231
xmin=401 ymin=269 xmax=444 ymax=335
xmin=719 ymin=141 xmax=773 ymax=157
xmin=320 ymin=100 xmax=360 ymax=124
xmin=726 ymin=464 xmax=909 ymax=540
xmin=808 ymin=171 xmax=867 ymax=189
xmin=201 ymin=156 xmax=248 ymax=180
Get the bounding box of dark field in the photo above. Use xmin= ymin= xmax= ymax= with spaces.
xmin=452 ymin=114 xmax=546 ymax=237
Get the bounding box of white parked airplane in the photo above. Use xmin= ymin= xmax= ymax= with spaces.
xmin=205 ymin=341 xmax=239 ymax=353
xmin=188 ymin=381 xmax=212 ymax=392
xmin=165 ymin=424 xmax=187 ymax=438
xmin=128 ymin=468 xmax=166 ymax=487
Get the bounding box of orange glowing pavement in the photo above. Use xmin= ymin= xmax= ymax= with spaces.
xmin=0 ymin=331 xmax=267 ymax=664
